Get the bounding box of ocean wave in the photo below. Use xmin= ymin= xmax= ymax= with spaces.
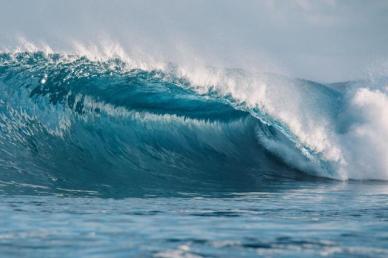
xmin=0 ymin=51 xmax=387 ymax=194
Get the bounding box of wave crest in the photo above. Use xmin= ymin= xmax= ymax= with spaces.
xmin=0 ymin=51 xmax=387 ymax=195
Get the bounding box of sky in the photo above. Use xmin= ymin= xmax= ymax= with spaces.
xmin=0 ymin=0 xmax=387 ymax=82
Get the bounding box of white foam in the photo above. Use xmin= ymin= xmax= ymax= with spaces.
xmin=174 ymin=64 xmax=388 ymax=180
xmin=338 ymin=88 xmax=388 ymax=179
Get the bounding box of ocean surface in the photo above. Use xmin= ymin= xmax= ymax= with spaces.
xmin=0 ymin=51 xmax=387 ymax=257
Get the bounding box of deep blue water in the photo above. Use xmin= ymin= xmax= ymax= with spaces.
xmin=0 ymin=52 xmax=387 ymax=257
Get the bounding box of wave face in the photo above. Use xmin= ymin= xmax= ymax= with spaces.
xmin=0 ymin=51 xmax=387 ymax=195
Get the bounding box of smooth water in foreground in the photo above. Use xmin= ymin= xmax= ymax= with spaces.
xmin=1 ymin=180 xmax=388 ymax=258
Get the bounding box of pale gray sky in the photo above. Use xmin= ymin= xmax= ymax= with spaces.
xmin=0 ymin=0 xmax=387 ymax=82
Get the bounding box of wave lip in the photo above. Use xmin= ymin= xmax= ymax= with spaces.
xmin=0 ymin=51 xmax=387 ymax=195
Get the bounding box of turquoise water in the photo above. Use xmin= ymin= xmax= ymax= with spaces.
xmin=1 ymin=181 xmax=388 ymax=257
xmin=1 ymin=52 xmax=388 ymax=257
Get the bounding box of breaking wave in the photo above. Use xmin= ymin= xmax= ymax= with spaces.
xmin=0 ymin=51 xmax=387 ymax=195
